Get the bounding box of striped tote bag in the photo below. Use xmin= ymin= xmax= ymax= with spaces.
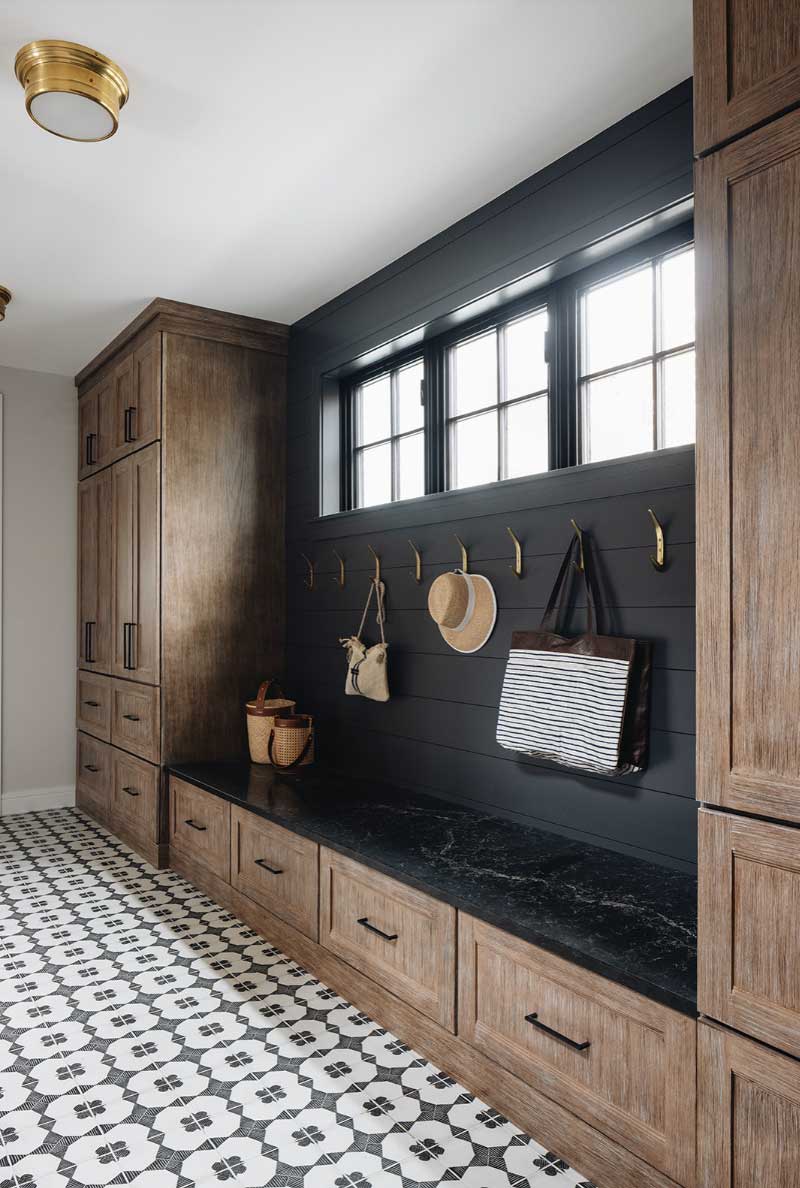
xmin=496 ymin=536 xmax=651 ymax=776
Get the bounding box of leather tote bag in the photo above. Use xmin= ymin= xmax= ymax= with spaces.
xmin=340 ymin=579 xmax=389 ymax=702
xmin=496 ymin=536 xmax=651 ymax=775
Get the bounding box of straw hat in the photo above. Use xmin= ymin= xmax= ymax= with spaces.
xmin=427 ymin=570 xmax=497 ymax=653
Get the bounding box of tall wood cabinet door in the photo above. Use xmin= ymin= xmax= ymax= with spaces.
xmin=694 ymin=0 xmax=800 ymax=155
xmin=112 ymin=444 xmax=160 ymax=684
xmin=110 ymin=336 xmax=161 ymax=461
xmin=696 ymin=108 xmax=800 ymax=825
xmin=698 ymin=1020 xmax=800 ymax=1188
xmin=78 ymin=469 xmax=112 ymax=672
xmin=78 ymin=389 xmax=98 ymax=479
xmin=699 ymin=809 xmax=800 ymax=1057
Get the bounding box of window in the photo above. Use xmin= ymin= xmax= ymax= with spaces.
xmin=338 ymin=224 xmax=694 ymax=511
xmin=579 ymin=244 xmax=695 ymax=463
xmin=353 ymin=358 xmax=425 ymax=508
xmin=448 ymin=307 xmax=549 ymax=489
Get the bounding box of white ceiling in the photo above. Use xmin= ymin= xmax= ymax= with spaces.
xmin=0 ymin=0 xmax=692 ymax=377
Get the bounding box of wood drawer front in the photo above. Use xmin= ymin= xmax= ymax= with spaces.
xmin=112 ymin=749 xmax=159 ymax=843
xmin=76 ymin=732 xmax=112 ymax=817
xmin=698 ymin=1020 xmax=800 ymax=1188
xmin=458 ymin=915 xmax=696 ymax=1186
xmin=77 ymin=672 xmax=112 ymax=741
xmin=699 ymin=808 xmax=800 ymax=1057
xmin=231 ymin=807 xmax=319 ymax=940
xmin=169 ymin=778 xmax=230 ymax=882
xmin=111 ymin=679 xmax=160 ymax=762
xmin=319 ymin=848 xmax=456 ymax=1031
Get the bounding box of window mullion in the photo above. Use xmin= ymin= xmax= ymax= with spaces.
xmin=497 ymin=326 xmax=506 ymax=481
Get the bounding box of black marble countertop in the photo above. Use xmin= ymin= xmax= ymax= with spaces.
xmin=168 ymin=760 xmax=697 ymax=1016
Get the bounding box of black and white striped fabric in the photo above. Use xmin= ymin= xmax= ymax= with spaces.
xmin=496 ymin=647 xmax=634 ymax=775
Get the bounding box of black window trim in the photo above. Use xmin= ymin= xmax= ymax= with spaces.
xmin=339 ymin=219 xmax=693 ymax=512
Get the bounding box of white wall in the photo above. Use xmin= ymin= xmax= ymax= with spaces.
xmin=0 ymin=364 xmax=76 ymax=814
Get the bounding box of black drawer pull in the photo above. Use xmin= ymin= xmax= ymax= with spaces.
xmin=122 ymin=787 xmax=140 ymax=797
xmin=84 ymin=764 xmax=99 ymax=773
xmin=254 ymin=858 xmax=283 ymax=874
xmin=357 ymin=917 xmax=398 ymax=942
xmin=185 ymin=819 xmax=207 ymax=831
xmin=525 ymin=1012 xmax=591 ymax=1052
xmin=83 ymin=700 xmax=101 ymax=707
xmin=122 ymin=714 xmax=140 ymax=721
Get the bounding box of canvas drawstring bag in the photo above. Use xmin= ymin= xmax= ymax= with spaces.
xmin=340 ymin=579 xmax=389 ymax=702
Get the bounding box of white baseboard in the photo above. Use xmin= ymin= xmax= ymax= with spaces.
xmin=1 ymin=785 xmax=76 ymax=816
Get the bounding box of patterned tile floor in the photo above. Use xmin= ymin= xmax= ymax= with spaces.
xmin=0 ymin=808 xmax=597 ymax=1188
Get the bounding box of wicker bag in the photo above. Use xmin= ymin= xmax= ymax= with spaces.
xmin=268 ymin=714 xmax=314 ymax=769
xmin=246 ymin=680 xmax=295 ymax=764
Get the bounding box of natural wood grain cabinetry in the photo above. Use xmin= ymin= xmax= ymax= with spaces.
xmin=111 ymin=678 xmax=160 ymax=762
xmin=112 ymin=750 xmax=159 ymax=843
xmin=110 ymin=335 xmax=161 ymax=460
xmin=698 ymin=1020 xmax=800 ymax=1187
xmin=694 ymin=0 xmax=800 ymax=155
xmin=231 ymin=807 xmax=318 ymax=940
xmin=111 ymin=443 xmax=160 ymax=685
xmin=76 ymin=671 xmax=111 ymax=741
xmin=699 ymin=809 xmax=800 ymax=1058
xmin=78 ymin=469 xmax=112 ymax=672
xmin=319 ymin=847 xmax=456 ymax=1030
xmin=76 ymin=302 xmax=287 ymax=868
xmin=459 ymin=914 xmax=696 ymax=1186
xmin=696 ymin=109 xmax=800 ymax=824
xmin=170 ymin=779 xmax=231 ymax=881
xmin=76 ymin=732 xmax=111 ymax=818
xmin=78 ymin=374 xmax=113 ymax=478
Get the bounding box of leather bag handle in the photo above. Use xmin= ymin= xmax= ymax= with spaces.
xmin=540 ymin=536 xmax=600 ymax=636
xmin=256 ymin=679 xmax=285 ymax=712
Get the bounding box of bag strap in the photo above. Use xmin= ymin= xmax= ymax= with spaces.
xmin=355 ymin=579 xmax=386 ymax=644
xmin=256 ymin=679 xmax=284 ymax=711
xmin=268 ymin=727 xmax=313 ymax=770
xmin=540 ymin=535 xmax=600 ymax=636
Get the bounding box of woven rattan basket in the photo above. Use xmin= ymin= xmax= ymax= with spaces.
xmin=246 ymin=680 xmax=295 ymax=764
xmin=268 ymin=714 xmax=314 ymax=770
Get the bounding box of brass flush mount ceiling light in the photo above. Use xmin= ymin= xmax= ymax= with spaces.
xmin=15 ymin=40 xmax=129 ymax=141
xmin=0 ymin=288 xmax=11 ymax=321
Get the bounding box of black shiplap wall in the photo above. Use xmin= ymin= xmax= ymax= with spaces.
xmin=286 ymin=81 xmax=696 ymax=872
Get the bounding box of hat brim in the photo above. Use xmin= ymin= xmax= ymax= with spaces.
xmin=438 ymin=573 xmax=497 ymax=653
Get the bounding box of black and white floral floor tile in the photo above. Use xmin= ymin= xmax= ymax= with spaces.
xmin=0 ymin=808 xmax=598 ymax=1188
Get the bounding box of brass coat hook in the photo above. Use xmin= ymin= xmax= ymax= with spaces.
xmin=454 ymin=534 xmax=469 ymax=573
xmin=300 ymin=553 xmax=315 ymax=591
xmin=368 ymin=545 xmax=381 ymax=585
xmin=507 ymin=527 xmax=523 ymax=579
xmin=648 ymin=508 xmax=666 ymax=570
xmin=332 ymin=548 xmax=345 ymax=589
xmin=570 ymin=519 xmax=585 ymax=571
xmin=408 ymin=539 xmax=422 ymax=584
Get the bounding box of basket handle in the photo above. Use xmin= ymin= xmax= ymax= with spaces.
xmin=268 ymin=726 xmax=313 ymax=770
xmin=256 ymin=679 xmax=285 ymax=712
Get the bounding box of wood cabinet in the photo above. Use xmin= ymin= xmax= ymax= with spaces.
xmin=112 ymin=750 xmax=159 ymax=844
xmin=111 ymin=678 xmax=160 ymax=762
xmin=696 ymin=108 xmax=800 ymax=825
xmin=78 ymin=374 xmax=112 ymax=478
xmin=78 ymin=468 xmax=112 ymax=672
xmin=319 ymin=847 xmax=456 ymax=1030
xmin=231 ymin=806 xmax=319 ymax=940
xmin=699 ymin=809 xmax=800 ymax=1058
xmin=169 ymin=779 xmax=231 ymax=881
xmin=110 ymin=335 xmax=161 ymax=460
xmin=76 ymin=732 xmax=112 ymax=819
xmin=76 ymin=671 xmax=111 ymax=741
xmin=698 ymin=1020 xmax=800 ymax=1187
xmin=459 ymin=914 xmax=696 ymax=1186
xmin=694 ymin=0 xmax=800 ymax=155
xmin=75 ymin=299 xmax=287 ymax=867
xmin=111 ymin=443 xmax=160 ymax=685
